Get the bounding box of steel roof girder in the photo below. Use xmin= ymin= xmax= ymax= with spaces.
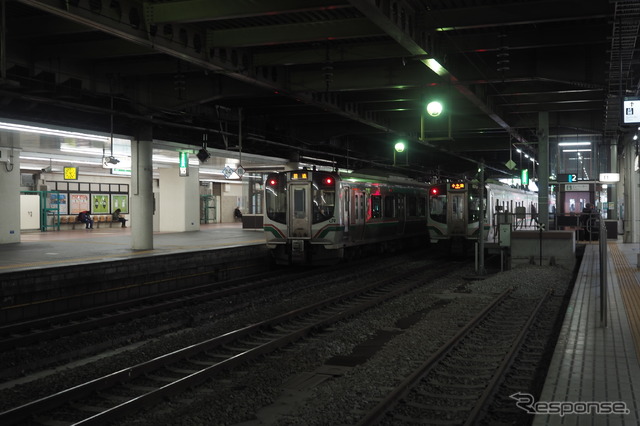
xmin=17 ymin=0 xmax=395 ymax=135
xmin=144 ymin=0 xmax=351 ymax=24
xmin=205 ymin=18 xmax=382 ymax=48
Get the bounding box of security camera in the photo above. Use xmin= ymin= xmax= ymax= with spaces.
xmin=41 ymin=166 xmax=52 ymax=173
xmin=103 ymin=156 xmax=120 ymax=166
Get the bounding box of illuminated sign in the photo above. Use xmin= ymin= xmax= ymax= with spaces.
xmin=599 ymin=173 xmax=620 ymax=183
xmin=623 ymin=98 xmax=640 ymax=124
xmin=565 ymin=184 xmax=590 ymax=191
xmin=521 ymin=169 xmax=529 ymax=185
xmin=179 ymin=151 xmax=189 ymax=177
xmin=291 ymin=172 xmax=308 ymax=180
xmin=63 ymin=166 xmax=78 ymax=180
xmin=450 ymin=183 xmax=466 ymax=190
xmin=557 ymin=173 xmax=579 ymax=183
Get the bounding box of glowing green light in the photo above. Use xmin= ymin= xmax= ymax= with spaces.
xmin=426 ymin=101 xmax=443 ymax=117
xmin=394 ymin=141 xmax=406 ymax=153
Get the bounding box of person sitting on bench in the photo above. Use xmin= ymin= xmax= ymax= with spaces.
xmin=78 ymin=210 xmax=94 ymax=229
xmin=112 ymin=208 xmax=127 ymax=228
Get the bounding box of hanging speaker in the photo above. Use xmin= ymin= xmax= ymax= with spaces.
xmin=197 ymin=148 xmax=210 ymax=162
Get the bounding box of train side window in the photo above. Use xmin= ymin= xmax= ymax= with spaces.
xmin=384 ymin=195 xmax=395 ymax=218
xmin=417 ymin=196 xmax=426 ymax=216
xmin=407 ymin=196 xmax=417 ymax=216
xmin=468 ymin=196 xmax=480 ymax=222
xmin=371 ymin=195 xmax=382 ymax=219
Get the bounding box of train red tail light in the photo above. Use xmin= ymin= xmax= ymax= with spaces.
xmin=323 ymin=177 xmax=334 ymax=186
xmin=268 ymin=178 xmax=278 ymax=186
xmin=430 ymin=187 xmax=439 ymax=196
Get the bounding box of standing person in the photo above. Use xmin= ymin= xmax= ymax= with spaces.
xmin=529 ymin=203 xmax=538 ymax=227
xmin=78 ymin=210 xmax=94 ymax=229
xmin=112 ymin=208 xmax=127 ymax=228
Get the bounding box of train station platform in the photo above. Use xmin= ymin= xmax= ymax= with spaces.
xmin=0 ymin=223 xmax=265 ymax=273
xmin=532 ymin=240 xmax=640 ymax=425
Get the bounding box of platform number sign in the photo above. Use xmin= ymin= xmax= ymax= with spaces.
xmin=558 ymin=173 xmax=578 ymax=182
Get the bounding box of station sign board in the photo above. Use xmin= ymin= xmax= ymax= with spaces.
xmin=599 ymin=173 xmax=620 ymax=183
xmin=623 ymin=97 xmax=640 ymax=124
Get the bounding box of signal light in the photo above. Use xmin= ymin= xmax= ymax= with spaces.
xmin=268 ymin=178 xmax=278 ymax=186
xmin=430 ymin=187 xmax=439 ymax=196
xmin=323 ymin=177 xmax=334 ymax=185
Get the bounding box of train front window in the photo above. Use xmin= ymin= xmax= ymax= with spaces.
xmin=293 ymin=187 xmax=307 ymax=219
xmin=429 ymin=188 xmax=447 ymax=223
xmin=265 ymin=173 xmax=286 ymax=224
xmin=312 ymin=173 xmax=336 ymax=223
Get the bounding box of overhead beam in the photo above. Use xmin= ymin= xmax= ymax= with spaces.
xmin=206 ymin=18 xmax=382 ymax=47
xmin=16 ymin=0 xmax=394 ymax=133
xmin=420 ymin=0 xmax=607 ymax=31
xmin=144 ymin=0 xmax=351 ymax=24
xmin=253 ymin=41 xmax=402 ymax=66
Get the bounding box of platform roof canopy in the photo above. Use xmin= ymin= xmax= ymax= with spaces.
xmin=0 ymin=0 xmax=636 ymax=181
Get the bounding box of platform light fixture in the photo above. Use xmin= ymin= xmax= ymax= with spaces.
xmin=426 ymin=101 xmax=443 ymax=117
xmin=393 ymin=139 xmax=408 ymax=166
xmin=420 ymin=100 xmax=450 ymax=142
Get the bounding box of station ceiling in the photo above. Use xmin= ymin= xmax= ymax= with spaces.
xmin=0 ymin=0 xmax=636 ymax=180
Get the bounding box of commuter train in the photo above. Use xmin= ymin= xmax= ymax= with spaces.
xmin=263 ymin=169 xmax=431 ymax=265
xmin=427 ymin=181 xmax=538 ymax=249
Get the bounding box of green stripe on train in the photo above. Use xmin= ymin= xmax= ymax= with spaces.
xmin=263 ymin=225 xmax=284 ymax=238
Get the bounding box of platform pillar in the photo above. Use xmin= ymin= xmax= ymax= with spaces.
xmin=622 ymin=135 xmax=640 ymax=244
xmin=0 ymin=134 xmax=20 ymax=244
xmin=158 ymin=166 xmax=200 ymax=232
xmin=131 ymin=127 xmax=154 ymax=250
xmin=538 ymin=111 xmax=549 ymax=230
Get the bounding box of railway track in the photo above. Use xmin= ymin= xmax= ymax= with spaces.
xmin=0 ymin=254 xmax=414 ymax=354
xmin=0 ymin=259 xmax=459 ymax=425
xmin=0 ymin=270 xmax=300 ymax=350
xmin=358 ymin=287 xmax=550 ymax=425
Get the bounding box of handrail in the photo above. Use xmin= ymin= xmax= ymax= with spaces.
xmin=599 ymin=216 xmax=608 ymax=327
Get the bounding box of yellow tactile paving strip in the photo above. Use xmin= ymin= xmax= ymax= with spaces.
xmin=609 ymin=243 xmax=640 ymax=362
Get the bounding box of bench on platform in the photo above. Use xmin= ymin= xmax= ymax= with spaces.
xmin=56 ymin=215 xmax=128 ymax=229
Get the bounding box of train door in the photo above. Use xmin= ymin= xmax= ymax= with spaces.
xmin=396 ymin=194 xmax=405 ymax=234
xmin=342 ymin=187 xmax=350 ymax=237
xmin=288 ymin=182 xmax=312 ymax=241
xmin=351 ymin=190 xmax=365 ymax=241
xmin=448 ymin=189 xmax=467 ymax=236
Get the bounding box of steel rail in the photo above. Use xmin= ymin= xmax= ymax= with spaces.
xmin=355 ymin=287 xmax=513 ymax=426
xmin=463 ymin=288 xmax=551 ymax=424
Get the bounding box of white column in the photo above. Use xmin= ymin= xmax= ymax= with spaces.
xmin=131 ymin=130 xmax=154 ymax=250
xmin=158 ymin=166 xmax=200 ymax=232
xmin=0 ymin=144 xmax=19 ymax=244
xmin=622 ymin=140 xmax=640 ymax=243
xmin=538 ymin=112 xmax=549 ymax=229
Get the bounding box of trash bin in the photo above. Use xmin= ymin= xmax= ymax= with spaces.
xmin=604 ymin=220 xmax=617 ymax=240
